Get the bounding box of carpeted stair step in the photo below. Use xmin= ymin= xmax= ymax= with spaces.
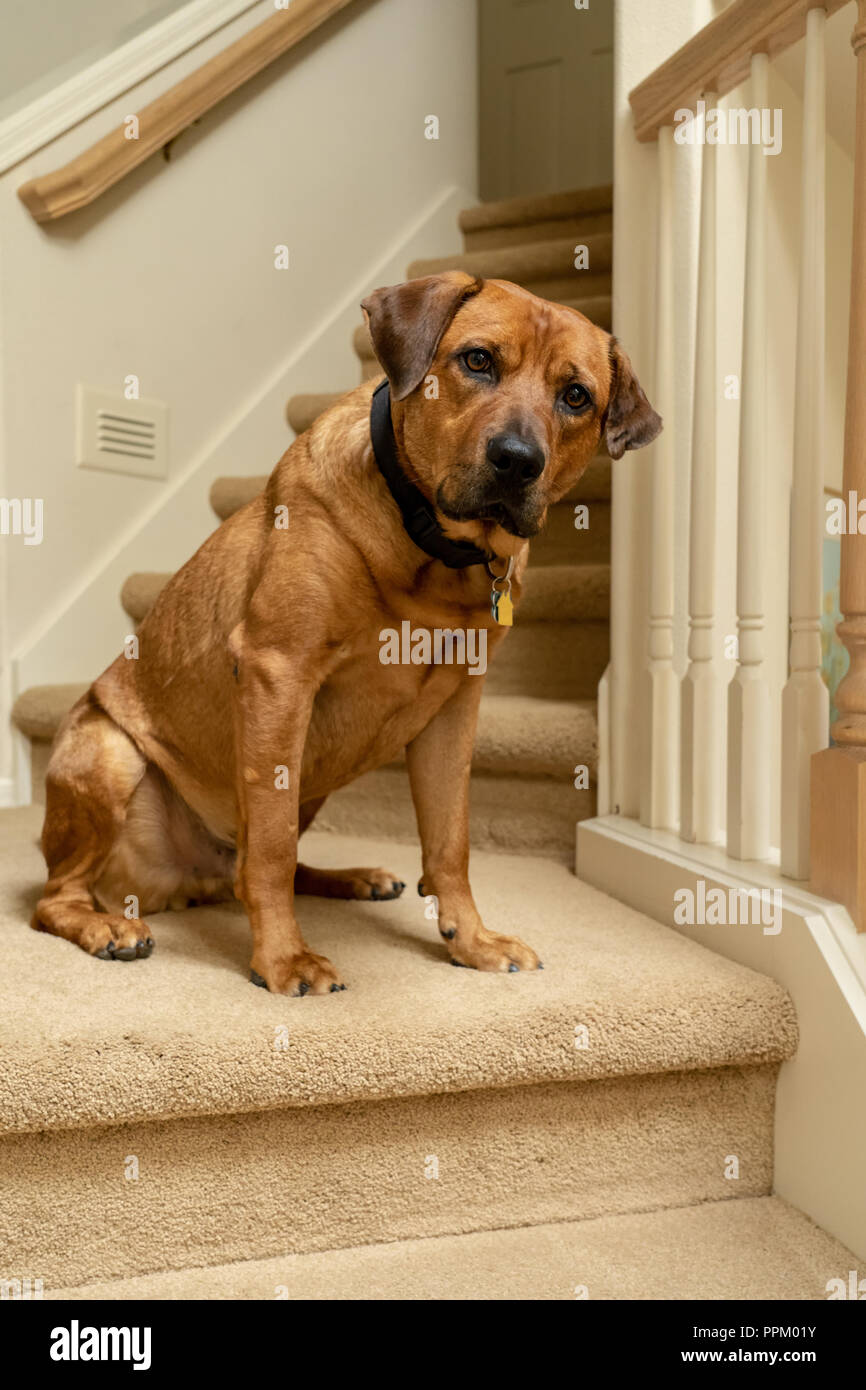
xmin=459 ymin=184 xmax=613 ymax=253
xmin=11 ymin=683 xmax=598 ymax=812
xmin=116 ymin=574 xmax=607 ymax=702
xmin=285 ymin=391 xmax=343 ymax=436
xmin=119 ymin=561 xmax=609 ymax=634
xmin=0 ymin=806 xmax=798 ymax=1292
xmin=406 ymin=233 xmax=612 ymax=305
xmin=559 ymin=293 xmax=612 ymax=330
xmin=46 ymin=1197 xmax=855 ymax=1301
xmin=211 ymin=454 xmax=611 ymax=521
xmin=11 ymin=685 xmax=598 ymax=781
xmin=316 ymin=762 xmax=591 ymax=859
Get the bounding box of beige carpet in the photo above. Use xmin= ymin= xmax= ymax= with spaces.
xmin=49 ymin=1197 xmax=856 ymax=1301
xmin=2 ymin=1064 xmax=780 ymax=1289
xmin=0 ymin=805 xmax=796 ymax=1137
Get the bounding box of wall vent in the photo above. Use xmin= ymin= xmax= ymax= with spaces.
xmin=76 ymin=385 xmax=169 ymax=480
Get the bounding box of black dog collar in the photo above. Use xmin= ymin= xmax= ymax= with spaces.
xmin=370 ymin=379 xmax=489 ymax=569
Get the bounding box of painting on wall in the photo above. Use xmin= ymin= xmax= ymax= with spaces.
xmin=822 ymin=487 xmax=849 ymax=739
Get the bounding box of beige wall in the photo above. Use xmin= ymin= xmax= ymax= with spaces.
xmin=0 ymin=0 xmax=478 ymax=795
xmin=0 ymin=0 xmax=188 ymax=113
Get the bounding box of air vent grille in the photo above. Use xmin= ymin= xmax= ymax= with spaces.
xmin=76 ymin=386 xmax=169 ymax=480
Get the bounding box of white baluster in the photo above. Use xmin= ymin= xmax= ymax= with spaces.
xmin=782 ymin=7 xmax=829 ymax=878
xmin=681 ymin=93 xmax=721 ymax=844
xmin=728 ymin=54 xmax=771 ymax=860
xmin=641 ymin=125 xmax=679 ymax=830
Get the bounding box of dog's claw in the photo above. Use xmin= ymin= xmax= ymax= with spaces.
xmin=250 ymin=969 xmax=268 ymax=989
xmin=417 ymin=879 xmax=426 ymax=897
xmin=392 ymin=880 xmax=405 ymax=895
xmin=330 ymin=982 xmax=341 ymax=992
xmin=508 ymin=962 xmax=520 ymax=973
xmin=537 ymin=961 xmax=544 ymax=970
xmin=135 ymin=938 xmax=152 ymax=958
xmin=451 ymin=958 xmax=468 ymax=968
xmin=298 ymin=981 xmax=310 ymax=997
xmin=439 ymin=926 xmax=456 ymax=940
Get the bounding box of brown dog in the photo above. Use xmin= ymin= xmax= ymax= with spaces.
xmin=33 ymin=273 xmax=660 ymax=994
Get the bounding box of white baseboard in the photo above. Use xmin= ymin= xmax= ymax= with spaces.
xmin=577 ymin=813 xmax=866 ymax=1261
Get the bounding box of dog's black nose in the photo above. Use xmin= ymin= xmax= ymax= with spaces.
xmin=486 ymin=433 xmax=545 ymax=487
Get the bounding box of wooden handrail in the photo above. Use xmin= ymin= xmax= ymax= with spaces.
xmin=18 ymin=0 xmax=360 ymax=222
xmin=629 ymin=0 xmax=849 ymax=141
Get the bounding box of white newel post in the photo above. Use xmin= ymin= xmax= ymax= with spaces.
xmin=727 ymin=54 xmax=771 ymax=860
xmin=641 ymin=125 xmax=679 ymax=830
xmin=782 ymin=5 xmax=829 ymax=878
xmin=681 ymin=94 xmax=720 ymax=845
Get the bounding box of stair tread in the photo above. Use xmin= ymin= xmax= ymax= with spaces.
xmin=284 ymin=391 xmax=343 ymax=435
xmin=11 ymin=683 xmax=88 ymax=740
xmin=459 ymin=184 xmax=613 ymax=236
xmin=11 ymin=676 xmax=598 ymax=777
xmin=47 ymin=1196 xmax=852 ymax=1301
xmin=407 ymin=233 xmax=612 ymax=289
xmin=120 ymin=563 xmax=608 ymax=631
xmin=0 ymin=805 xmax=796 ymax=1136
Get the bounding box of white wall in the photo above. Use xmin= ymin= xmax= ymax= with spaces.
xmin=0 ymin=0 xmax=192 ymax=117
xmin=0 ymin=0 xmax=478 ymax=796
xmin=611 ymin=0 xmax=855 ymax=849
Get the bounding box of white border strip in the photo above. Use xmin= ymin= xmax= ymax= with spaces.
xmin=578 ymin=813 xmax=866 ymax=1000
xmin=0 ymin=0 xmax=260 ymax=176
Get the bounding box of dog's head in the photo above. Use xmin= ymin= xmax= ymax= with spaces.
xmin=361 ymin=271 xmax=661 ymax=552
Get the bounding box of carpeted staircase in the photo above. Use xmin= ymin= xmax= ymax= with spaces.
xmin=1 ymin=187 xmax=857 ymax=1299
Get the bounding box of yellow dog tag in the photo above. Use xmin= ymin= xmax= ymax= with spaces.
xmin=489 ymin=555 xmax=515 ymax=627
xmin=492 ymin=590 xmax=514 ymax=626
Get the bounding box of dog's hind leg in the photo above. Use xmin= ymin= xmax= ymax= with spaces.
xmin=294 ymin=796 xmax=406 ymax=901
xmin=32 ymin=695 xmax=155 ymax=960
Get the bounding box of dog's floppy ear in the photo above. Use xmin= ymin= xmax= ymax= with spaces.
xmin=361 ymin=272 xmax=484 ymax=401
xmin=603 ymin=338 xmax=663 ymax=460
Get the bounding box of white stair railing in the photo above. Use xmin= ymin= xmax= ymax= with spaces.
xmin=623 ymin=0 xmax=866 ymax=919
xmin=640 ymin=124 xmax=679 ymax=832
xmin=727 ymin=53 xmax=771 ymax=862
xmin=680 ymin=95 xmax=720 ymax=847
xmin=781 ymin=6 xmax=829 ymax=879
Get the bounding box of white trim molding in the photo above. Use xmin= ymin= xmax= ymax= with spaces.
xmin=0 ymin=0 xmax=261 ymax=176
xmin=577 ymin=813 xmax=866 ymax=1261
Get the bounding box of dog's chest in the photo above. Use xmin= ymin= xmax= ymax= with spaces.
xmin=301 ymin=605 xmax=499 ymax=795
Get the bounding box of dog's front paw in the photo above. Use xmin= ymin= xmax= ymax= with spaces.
xmin=448 ymin=926 xmax=542 ymax=974
xmin=250 ymin=950 xmax=345 ymax=996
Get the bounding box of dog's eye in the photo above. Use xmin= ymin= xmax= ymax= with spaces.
xmin=464 ymin=348 xmax=493 ymax=373
xmin=563 ymin=383 xmax=591 ymax=412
